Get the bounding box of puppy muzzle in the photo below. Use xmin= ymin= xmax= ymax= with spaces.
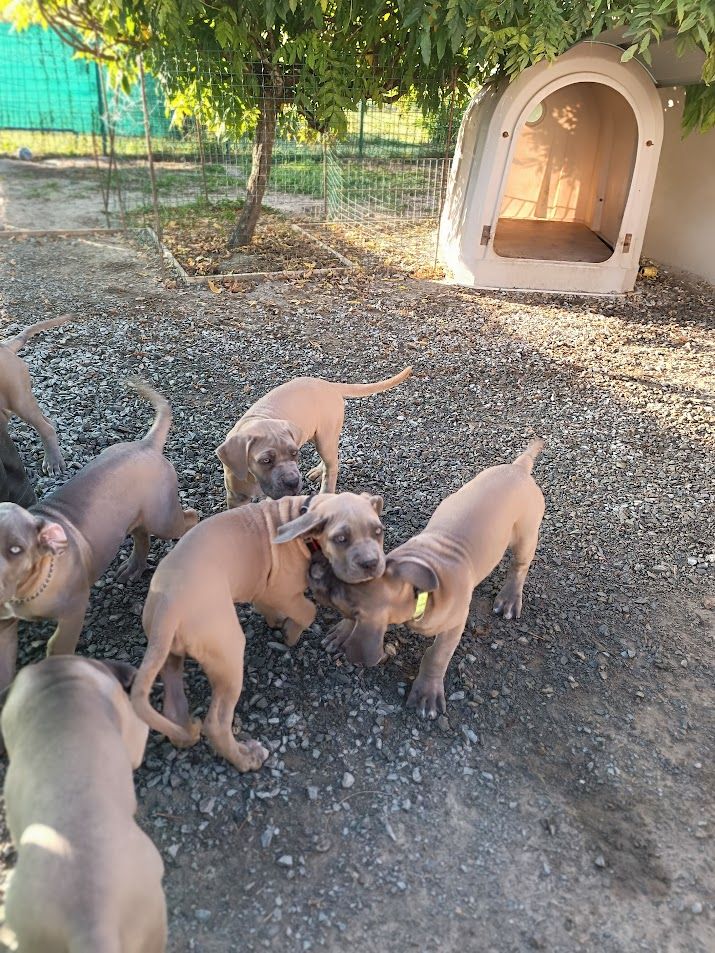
xmin=263 ymin=465 xmax=303 ymax=499
xmin=344 ymin=632 xmax=386 ymax=667
xmin=337 ymin=547 xmax=386 ymax=584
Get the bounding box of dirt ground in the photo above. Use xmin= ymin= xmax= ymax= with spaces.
xmin=0 ymin=202 xmax=714 ymax=950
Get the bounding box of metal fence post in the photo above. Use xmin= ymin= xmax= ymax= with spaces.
xmin=138 ymin=54 xmax=164 ymax=264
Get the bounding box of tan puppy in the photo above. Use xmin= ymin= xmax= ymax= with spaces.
xmin=132 ymin=492 xmax=385 ymax=771
xmin=0 ymin=315 xmax=72 ymax=476
xmin=2 ymin=655 xmax=166 ymax=953
xmin=311 ymin=440 xmax=546 ymax=718
xmin=217 ymin=367 xmax=412 ymax=507
xmin=0 ymin=382 xmax=198 ymax=690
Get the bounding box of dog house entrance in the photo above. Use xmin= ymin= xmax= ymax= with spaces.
xmin=494 ymin=82 xmax=638 ymax=263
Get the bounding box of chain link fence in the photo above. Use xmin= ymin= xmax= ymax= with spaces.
xmin=0 ymin=27 xmax=464 ymax=270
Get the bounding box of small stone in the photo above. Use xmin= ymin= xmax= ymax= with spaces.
xmin=199 ymin=797 xmax=215 ymax=815
xmin=277 ymin=854 xmax=293 ymax=867
xmin=195 ymin=909 xmax=211 ymax=922
xmin=342 ymin=772 xmax=355 ymax=789
xmin=461 ymin=726 xmax=479 ymax=744
xmin=594 ymin=854 xmax=606 ymax=868
xmin=261 ymin=827 xmax=274 ymax=848
xmin=307 ymin=785 xmax=319 ymax=800
xmin=691 ymin=901 xmax=703 ymax=915
xmin=412 ymin=767 xmax=422 ymax=783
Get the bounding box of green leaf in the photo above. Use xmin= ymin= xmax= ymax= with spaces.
xmin=621 ymin=44 xmax=639 ymax=61
xmin=420 ymin=27 xmax=432 ymax=64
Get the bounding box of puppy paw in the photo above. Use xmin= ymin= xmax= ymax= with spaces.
xmin=282 ymin=620 xmax=304 ymax=647
xmin=321 ymin=619 xmax=354 ymax=654
xmin=173 ymin=718 xmax=202 ymax=748
xmin=42 ymin=453 xmax=66 ymax=477
xmin=232 ymin=739 xmax=269 ymax=772
xmin=306 ymin=464 xmax=324 ymax=484
xmin=492 ymin=586 xmax=523 ymax=621
xmin=406 ymin=675 xmax=446 ymax=720
xmin=115 ymin=559 xmax=146 ymax=584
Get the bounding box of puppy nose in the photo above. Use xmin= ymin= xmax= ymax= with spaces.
xmin=284 ymin=475 xmax=301 ymax=489
xmin=358 ymin=556 xmax=379 ymax=572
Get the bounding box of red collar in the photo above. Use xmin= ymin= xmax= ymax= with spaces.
xmin=305 ymin=537 xmax=321 ymax=554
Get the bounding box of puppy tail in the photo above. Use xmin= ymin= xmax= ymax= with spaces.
xmin=127 ymin=378 xmax=173 ymax=451
xmin=131 ymin=609 xmax=200 ymax=747
xmin=336 ymin=365 xmax=412 ymax=398
xmin=4 ymin=314 xmax=73 ymax=354
xmin=513 ymin=438 xmax=545 ymax=474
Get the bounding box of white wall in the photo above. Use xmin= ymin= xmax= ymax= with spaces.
xmin=644 ymin=88 xmax=715 ymax=284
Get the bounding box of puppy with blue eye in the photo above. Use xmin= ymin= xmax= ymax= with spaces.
xmin=131 ymin=492 xmax=386 ymax=771
xmin=310 ymin=440 xmax=546 ymax=719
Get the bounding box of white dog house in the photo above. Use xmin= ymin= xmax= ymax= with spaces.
xmin=439 ymin=43 xmax=664 ymax=294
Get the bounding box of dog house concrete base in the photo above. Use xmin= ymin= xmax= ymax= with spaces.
xmin=439 ymin=43 xmax=664 ymax=294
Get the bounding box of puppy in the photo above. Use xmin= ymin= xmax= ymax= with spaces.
xmin=0 ymin=381 xmax=198 ymax=690
xmin=2 ymin=655 xmax=166 ymax=953
xmin=216 ymin=366 xmax=412 ymax=507
xmin=131 ymin=492 xmax=385 ymax=771
xmin=312 ymin=440 xmax=546 ymax=718
xmin=0 ymin=315 xmax=72 ymax=477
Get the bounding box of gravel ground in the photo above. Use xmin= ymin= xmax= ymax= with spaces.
xmin=0 ymin=233 xmax=713 ymax=953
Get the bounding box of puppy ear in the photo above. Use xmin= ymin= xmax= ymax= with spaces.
xmin=37 ymin=520 xmax=68 ymax=555
xmin=216 ymin=433 xmax=253 ymax=481
xmin=389 ymin=556 xmax=439 ymax=592
xmin=281 ymin=420 xmax=303 ymax=446
xmin=361 ymin=493 xmax=384 ymax=516
xmin=274 ymin=509 xmax=327 ymax=544
xmin=97 ymin=659 xmax=137 ymax=690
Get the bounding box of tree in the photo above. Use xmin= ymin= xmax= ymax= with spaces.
xmin=3 ymin=0 xmax=714 ymax=244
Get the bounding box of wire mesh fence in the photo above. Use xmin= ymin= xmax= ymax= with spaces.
xmin=0 ymin=27 xmax=465 ymax=271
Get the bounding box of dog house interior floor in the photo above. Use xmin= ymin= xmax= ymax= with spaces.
xmin=494 ymin=219 xmax=614 ymax=262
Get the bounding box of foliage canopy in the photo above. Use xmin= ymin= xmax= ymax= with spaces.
xmin=2 ymin=0 xmax=714 ymax=135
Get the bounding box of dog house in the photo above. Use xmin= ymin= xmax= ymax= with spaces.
xmin=440 ymin=43 xmax=664 ymax=294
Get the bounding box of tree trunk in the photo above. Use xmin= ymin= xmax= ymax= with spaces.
xmin=228 ymin=89 xmax=278 ymax=247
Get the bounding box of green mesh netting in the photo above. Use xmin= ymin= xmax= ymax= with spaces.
xmin=0 ymin=23 xmax=171 ymax=138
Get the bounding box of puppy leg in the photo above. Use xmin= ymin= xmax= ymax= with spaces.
xmin=147 ymin=485 xmax=199 ymax=544
xmin=278 ymin=593 xmax=316 ymax=647
xmin=254 ymin=600 xmax=286 ymax=631
xmin=46 ymin=600 xmax=88 ymax=656
xmin=493 ymin=515 xmax=542 ymax=621
xmin=9 ymin=390 xmax=65 ymax=476
xmin=312 ymin=429 xmax=340 ymax=494
xmin=407 ymin=621 xmax=466 ymax=719
xmin=160 ymin=652 xmax=191 ymax=727
xmin=115 ymin=528 xmax=151 ymax=583
xmin=0 ymin=618 xmax=19 ymax=691
xmin=199 ymin=618 xmax=268 ymax=771
xmin=306 ymin=461 xmax=324 ymax=484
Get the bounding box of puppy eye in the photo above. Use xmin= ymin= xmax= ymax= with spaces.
xmin=259 ymin=457 xmax=272 ymax=466
xmin=8 ymin=545 xmax=23 ymax=556
xmin=334 ymin=534 xmax=348 ymax=545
